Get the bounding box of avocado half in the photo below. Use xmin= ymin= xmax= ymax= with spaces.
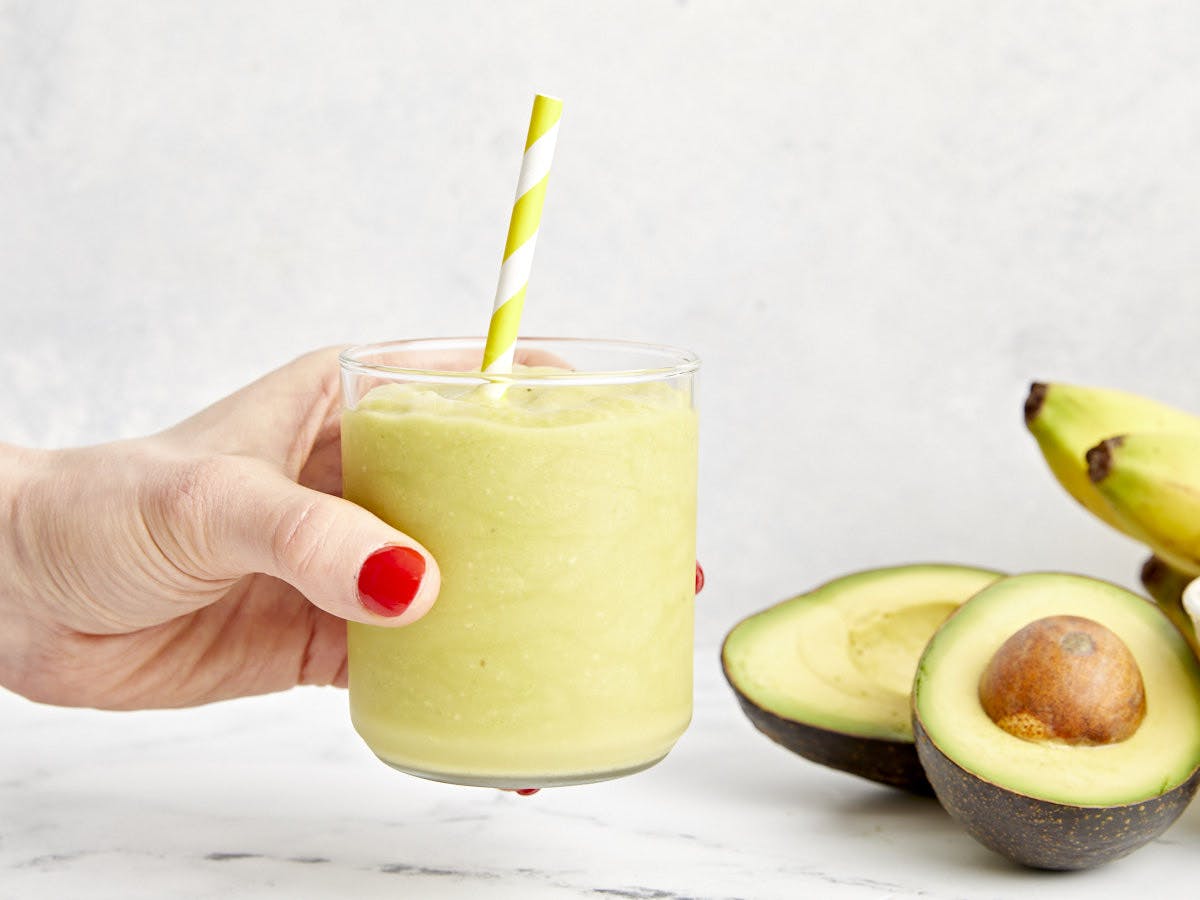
xmin=721 ymin=564 xmax=1003 ymax=793
xmin=913 ymin=572 xmax=1200 ymax=870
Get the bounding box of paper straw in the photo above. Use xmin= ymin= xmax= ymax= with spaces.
xmin=482 ymin=94 xmax=563 ymax=374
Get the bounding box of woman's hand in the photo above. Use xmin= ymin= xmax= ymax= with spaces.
xmin=0 ymin=348 xmax=440 ymax=710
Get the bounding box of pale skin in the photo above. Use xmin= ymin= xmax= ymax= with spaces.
xmin=1 ymin=345 xmax=701 ymax=729
xmin=0 ymin=347 xmax=445 ymax=710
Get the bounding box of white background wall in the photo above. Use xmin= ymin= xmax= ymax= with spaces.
xmin=4 ymin=1 xmax=1200 ymax=648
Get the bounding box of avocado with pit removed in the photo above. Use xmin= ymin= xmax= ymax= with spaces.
xmin=721 ymin=564 xmax=1002 ymax=793
xmin=913 ymin=572 xmax=1200 ymax=870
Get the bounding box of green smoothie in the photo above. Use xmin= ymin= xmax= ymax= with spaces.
xmin=342 ymin=372 xmax=698 ymax=786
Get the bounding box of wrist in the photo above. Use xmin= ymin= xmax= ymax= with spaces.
xmin=0 ymin=441 xmax=52 ymax=554
xmin=0 ymin=443 xmax=55 ymax=690
xmin=0 ymin=441 xmax=35 ymax=558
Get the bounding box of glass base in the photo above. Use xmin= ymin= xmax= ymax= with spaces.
xmin=373 ymin=753 xmax=669 ymax=790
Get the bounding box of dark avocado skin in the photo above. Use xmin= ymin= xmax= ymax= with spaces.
xmin=724 ymin=667 xmax=934 ymax=795
xmin=913 ymin=717 xmax=1200 ymax=870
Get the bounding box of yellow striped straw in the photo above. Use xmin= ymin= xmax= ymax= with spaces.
xmin=482 ymin=94 xmax=563 ymax=374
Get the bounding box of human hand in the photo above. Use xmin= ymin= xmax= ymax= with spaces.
xmin=0 ymin=348 xmax=442 ymax=709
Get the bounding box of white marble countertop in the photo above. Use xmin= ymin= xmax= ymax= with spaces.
xmin=5 ymin=651 xmax=1198 ymax=900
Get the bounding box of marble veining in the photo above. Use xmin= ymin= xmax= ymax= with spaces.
xmin=4 ymin=665 xmax=1200 ymax=899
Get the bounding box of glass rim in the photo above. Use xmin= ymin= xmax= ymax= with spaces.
xmin=338 ymin=336 xmax=701 ymax=386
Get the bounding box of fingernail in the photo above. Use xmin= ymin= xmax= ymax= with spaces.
xmin=515 ymin=788 xmax=540 ymax=796
xmin=695 ymin=562 xmax=705 ymax=595
xmin=358 ymin=546 xmax=426 ymax=617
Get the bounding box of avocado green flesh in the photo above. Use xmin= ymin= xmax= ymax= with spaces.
xmin=914 ymin=573 xmax=1200 ymax=808
xmin=723 ymin=565 xmax=1002 ymax=743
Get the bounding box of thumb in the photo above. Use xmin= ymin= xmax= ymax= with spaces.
xmin=214 ymin=462 xmax=440 ymax=626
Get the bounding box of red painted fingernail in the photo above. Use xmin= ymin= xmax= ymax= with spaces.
xmin=357 ymin=546 xmax=426 ymax=617
xmin=515 ymin=788 xmax=540 ymax=796
xmin=695 ymin=562 xmax=705 ymax=595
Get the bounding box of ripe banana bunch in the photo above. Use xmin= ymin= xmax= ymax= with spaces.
xmin=1140 ymin=555 xmax=1199 ymax=654
xmin=1025 ymin=381 xmax=1200 ymax=577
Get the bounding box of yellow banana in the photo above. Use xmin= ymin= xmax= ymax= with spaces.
xmin=1088 ymin=433 xmax=1200 ymax=576
xmin=1140 ymin=555 xmax=1199 ymax=655
xmin=1141 ymin=554 xmax=1192 ymax=606
xmin=1024 ymin=382 xmax=1200 ymax=534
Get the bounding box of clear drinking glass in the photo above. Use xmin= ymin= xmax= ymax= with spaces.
xmin=339 ymin=337 xmax=700 ymax=788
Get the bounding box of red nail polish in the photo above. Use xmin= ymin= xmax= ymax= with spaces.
xmin=695 ymin=562 xmax=705 ymax=595
xmin=358 ymin=546 xmax=426 ymax=617
xmin=515 ymin=788 xmax=540 ymax=796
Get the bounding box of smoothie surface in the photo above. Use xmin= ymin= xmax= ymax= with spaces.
xmin=353 ymin=366 xmax=692 ymax=425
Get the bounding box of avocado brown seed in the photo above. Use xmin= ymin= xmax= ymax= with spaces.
xmin=978 ymin=615 xmax=1146 ymax=745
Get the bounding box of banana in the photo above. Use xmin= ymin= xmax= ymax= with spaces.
xmin=1024 ymin=382 xmax=1200 ymax=534
xmin=1140 ymin=555 xmax=1199 ymax=655
xmin=1141 ymin=554 xmax=1193 ymax=606
xmin=1087 ymin=433 xmax=1200 ymax=576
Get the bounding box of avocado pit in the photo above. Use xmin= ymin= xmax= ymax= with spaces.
xmin=978 ymin=614 xmax=1146 ymax=745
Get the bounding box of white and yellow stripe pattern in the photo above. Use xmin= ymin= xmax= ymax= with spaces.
xmin=482 ymin=94 xmax=563 ymax=374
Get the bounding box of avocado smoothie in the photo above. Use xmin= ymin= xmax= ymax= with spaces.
xmin=339 ymin=339 xmax=698 ymax=787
